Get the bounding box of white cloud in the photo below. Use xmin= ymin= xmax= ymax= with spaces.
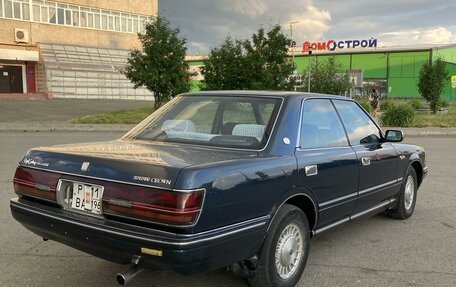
xmin=287 ymin=5 xmax=332 ymax=41
xmin=379 ymin=26 xmax=456 ymax=46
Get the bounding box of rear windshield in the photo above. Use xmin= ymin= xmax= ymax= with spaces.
xmin=128 ymin=95 xmax=282 ymax=149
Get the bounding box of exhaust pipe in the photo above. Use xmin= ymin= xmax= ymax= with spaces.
xmin=116 ymin=255 xmax=143 ymax=286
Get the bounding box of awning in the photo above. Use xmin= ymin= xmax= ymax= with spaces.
xmin=0 ymin=48 xmax=39 ymax=61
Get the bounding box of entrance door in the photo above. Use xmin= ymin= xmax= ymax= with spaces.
xmin=0 ymin=65 xmax=24 ymax=93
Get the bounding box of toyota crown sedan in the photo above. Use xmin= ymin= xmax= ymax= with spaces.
xmin=10 ymin=91 xmax=427 ymax=286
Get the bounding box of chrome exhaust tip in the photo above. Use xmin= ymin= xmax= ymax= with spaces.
xmin=116 ymin=255 xmax=142 ymax=286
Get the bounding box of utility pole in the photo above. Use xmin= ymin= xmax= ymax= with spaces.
xmin=308 ymin=47 xmax=313 ymax=93
xmin=289 ymin=21 xmax=299 ymax=91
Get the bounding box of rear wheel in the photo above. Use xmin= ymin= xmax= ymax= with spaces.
xmin=388 ymin=167 xmax=417 ymax=219
xmin=249 ymin=204 xmax=310 ymax=287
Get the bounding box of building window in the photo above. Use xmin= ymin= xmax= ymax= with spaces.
xmin=1 ymin=0 xmax=149 ymax=34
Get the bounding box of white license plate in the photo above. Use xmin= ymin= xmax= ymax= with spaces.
xmin=71 ymin=182 xmax=104 ymax=215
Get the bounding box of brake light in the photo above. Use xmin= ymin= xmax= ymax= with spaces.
xmin=13 ymin=167 xmax=60 ymax=202
xmin=102 ymin=185 xmax=205 ymax=226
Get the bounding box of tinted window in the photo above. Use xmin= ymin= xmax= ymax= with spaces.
xmin=129 ymin=96 xmax=281 ymax=149
xmin=300 ymin=99 xmax=348 ymax=149
xmin=333 ymin=100 xmax=381 ymax=145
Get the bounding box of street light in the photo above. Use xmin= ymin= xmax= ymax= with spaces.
xmin=308 ymin=47 xmax=313 ymax=93
xmin=289 ymin=21 xmax=299 ymax=71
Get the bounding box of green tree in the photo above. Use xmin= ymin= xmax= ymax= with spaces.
xmin=123 ymin=16 xmax=191 ymax=109
xmin=201 ymin=24 xmax=295 ymax=91
xmin=242 ymin=25 xmax=295 ymax=90
xmin=201 ymin=37 xmax=249 ymax=90
xmin=418 ymin=57 xmax=448 ymax=113
xmin=301 ymin=56 xmax=352 ymax=95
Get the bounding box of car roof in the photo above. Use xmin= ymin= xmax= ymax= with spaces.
xmin=181 ymin=90 xmax=351 ymax=101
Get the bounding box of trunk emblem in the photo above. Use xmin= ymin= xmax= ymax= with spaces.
xmin=81 ymin=162 xmax=90 ymax=172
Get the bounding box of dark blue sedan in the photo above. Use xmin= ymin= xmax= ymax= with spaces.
xmin=10 ymin=91 xmax=427 ymax=286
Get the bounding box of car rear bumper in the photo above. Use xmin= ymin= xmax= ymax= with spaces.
xmin=10 ymin=197 xmax=268 ymax=275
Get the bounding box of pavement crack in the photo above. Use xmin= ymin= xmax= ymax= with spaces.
xmin=308 ymin=263 xmax=456 ymax=277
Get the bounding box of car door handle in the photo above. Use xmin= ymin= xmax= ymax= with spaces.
xmin=361 ymin=157 xmax=371 ymax=166
xmin=305 ymin=165 xmax=318 ymax=176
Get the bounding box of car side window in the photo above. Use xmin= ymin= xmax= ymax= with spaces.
xmin=332 ymin=100 xmax=381 ymax=145
xmin=300 ymin=99 xmax=348 ymax=149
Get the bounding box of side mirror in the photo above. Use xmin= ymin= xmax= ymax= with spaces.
xmin=384 ymin=130 xmax=403 ymax=142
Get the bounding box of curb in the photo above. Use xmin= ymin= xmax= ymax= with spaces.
xmin=0 ymin=123 xmax=135 ymax=133
xmin=1 ymin=123 xmax=456 ymax=137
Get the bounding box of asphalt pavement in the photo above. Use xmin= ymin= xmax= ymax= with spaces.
xmin=1 ymin=132 xmax=455 ymax=286
xmin=1 ymin=99 xmax=456 ymax=286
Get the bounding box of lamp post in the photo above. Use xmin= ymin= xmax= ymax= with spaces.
xmin=289 ymin=21 xmax=299 ymax=70
xmin=307 ymin=47 xmax=313 ymax=93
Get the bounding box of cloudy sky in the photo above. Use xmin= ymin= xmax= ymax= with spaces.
xmin=159 ymin=0 xmax=456 ymax=55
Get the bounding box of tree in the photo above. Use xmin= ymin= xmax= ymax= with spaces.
xmin=418 ymin=57 xmax=448 ymax=113
xmin=201 ymin=37 xmax=249 ymax=90
xmin=300 ymin=56 xmax=352 ymax=95
xmin=242 ymin=25 xmax=295 ymax=90
xmin=123 ymin=16 xmax=191 ymax=109
xmin=201 ymin=24 xmax=295 ymax=91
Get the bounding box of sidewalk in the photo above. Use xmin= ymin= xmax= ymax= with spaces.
xmin=0 ymin=99 xmax=455 ymax=136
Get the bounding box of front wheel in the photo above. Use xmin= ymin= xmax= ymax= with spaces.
xmin=388 ymin=167 xmax=417 ymax=219
xmin=249 ymin=204 xmax=310 ymax=287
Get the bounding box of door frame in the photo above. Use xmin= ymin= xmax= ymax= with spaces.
xmin=0 ymin=63 xmax=27 ymax=93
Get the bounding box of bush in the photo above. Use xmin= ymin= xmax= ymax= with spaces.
xmin=380 ymin=104 xmax=415 ymax=127
xmin=381 ymin=100 xmax=394 ymax=111
xmin=410 ymin=98 xmax=422 ymax=110
xmin=440 ymin=99 xmax=449 ymax=108
xmin=358 ymin=99 xmax=373 ymax=114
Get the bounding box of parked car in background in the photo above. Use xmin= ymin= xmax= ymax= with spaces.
xmin=10 ymin=91 xmax=427 ymax=286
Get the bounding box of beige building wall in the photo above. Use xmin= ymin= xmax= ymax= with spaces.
xmin=0 ymin=0 xmax=157 ymax=50
xmin=0 ymin=0 xmax=157 ymax=98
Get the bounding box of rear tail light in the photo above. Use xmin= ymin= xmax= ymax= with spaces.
xmin=102 ymin=185 xmax=205 ymax=226
xmin=13 ymin=167 xmax=60 ymax=202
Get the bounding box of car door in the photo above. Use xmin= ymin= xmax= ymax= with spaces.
xmin=332 ymin=100 xmax=401 ymax=212
xmin=296 ymin=99 xmax=358 ymax=227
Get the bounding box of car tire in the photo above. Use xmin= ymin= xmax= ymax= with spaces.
xmin=249 ymin=204 xmax=310 ymax=287
xmin=388 ymin=167 xmax=417 ymax=219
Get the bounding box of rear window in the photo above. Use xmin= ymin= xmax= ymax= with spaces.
xmin=128 ymin=95 xmax=282 ymax=149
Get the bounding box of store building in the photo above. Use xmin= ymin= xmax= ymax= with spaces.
xmin=0 ymin=0 xmax=157 ymax=99
xmin=187 ymin=42 xmax=456 ymax=102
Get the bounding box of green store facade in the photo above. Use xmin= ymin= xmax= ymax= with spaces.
xmin=187 ymin=44 xmax=456 ymax=102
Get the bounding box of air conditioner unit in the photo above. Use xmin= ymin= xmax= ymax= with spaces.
xmin=15 ymin=28 xmax=29 ymax=43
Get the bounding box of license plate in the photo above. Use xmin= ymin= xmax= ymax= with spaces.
xmin=71 ymin=182 xmax=104 ymax=215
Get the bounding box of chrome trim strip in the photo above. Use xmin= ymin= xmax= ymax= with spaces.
xmin=313 ymin=198 xmax=396 ymax=236
xmin=314 ymin=217 xmax=350 ymax=235
xmin=358 ymin=179 xmax=400 ymax=196
xmin=10 ymin=199 xmax=269 ymax=247
xmin=319 ymin=192 xmax=358 ymax=208
xmin=397 ymin=177 xmax=404 ymax=182
xmin=267 ymin=193 xmax=318 ymax=231
xmin=349 ymin=200 xmax=390 ymax=220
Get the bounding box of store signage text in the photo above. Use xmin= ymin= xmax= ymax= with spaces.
xmin=302 ymin=38 xmax=378 ymax=53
